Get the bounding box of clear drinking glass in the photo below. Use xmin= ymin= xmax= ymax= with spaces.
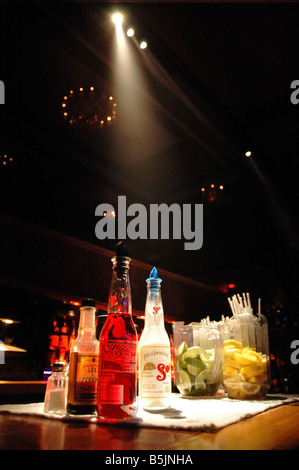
xmin=220 ymin=310 xmax=271 ymax=399
xmin=173 ymin=322 xmax=223 ymax=397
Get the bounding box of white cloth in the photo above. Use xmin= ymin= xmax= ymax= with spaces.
xmin=0 ymin=394 xmax=298 ymax=431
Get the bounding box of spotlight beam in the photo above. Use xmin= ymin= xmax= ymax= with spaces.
xmin=112 ymin=12 xmax=124 ymax=42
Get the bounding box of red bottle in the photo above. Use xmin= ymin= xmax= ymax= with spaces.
xmin=59 ymin=316 xmax=69 ymax=362
xmin=97 ymin=242 xmax=138 ymax=421
xmin=47 ymin=317 xmax=60 ymax=367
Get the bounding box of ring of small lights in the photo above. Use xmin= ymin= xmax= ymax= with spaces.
xmin=62 ymin=87 xmax=117 ymax=128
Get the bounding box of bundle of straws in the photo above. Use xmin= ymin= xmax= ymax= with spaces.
xmin=227 ymin=293 xmax=262 ymax=317
xmin=228 ymin=293 xmax=252 ymax=315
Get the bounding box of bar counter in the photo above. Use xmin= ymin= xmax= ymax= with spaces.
xmin=0 ymin=395 xmax=298 ymax=450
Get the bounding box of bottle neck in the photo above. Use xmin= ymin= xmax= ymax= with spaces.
xmin=144 ymin=284 xmax=165 ymax=328
xmin=77 ymin=307 xmax=96 ymax=338
xmin=108 ymin=256 xmax=132 ymax=315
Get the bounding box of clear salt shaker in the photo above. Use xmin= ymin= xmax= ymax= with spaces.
xmin=44 ymin=361 xmax=69 ymax=415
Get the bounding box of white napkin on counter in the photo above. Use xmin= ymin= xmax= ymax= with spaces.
xmin=137 ymin=394 xmax=299 ymax=430
xmin=0 ymin=394 xmax=298 ymax=431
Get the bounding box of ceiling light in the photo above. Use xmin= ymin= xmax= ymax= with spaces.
xmin=200 ymin=184 xmax=224 ymax=202
xmin=245 ymin=150 xmax=252 ymax=157
xmin=127 ymin=28 xmax=135 ymax=37
xmin=112 ymin=12 xmax=123 ymax=26
xmin=62 ymin=87 xmax=117 ymax=129
xmin=0 ymin=154 xmax=14 ymax=166
xmin=0 ymin=318 xmax=20 ymax=324
xmin=139 ymin=40 xmax=148 ymax=50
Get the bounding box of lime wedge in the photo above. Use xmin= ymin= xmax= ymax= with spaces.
xmin=190 ymin=368 xmax=211 ymax=390
xmin=177 ymin=357 xmax=188 ymax=370
xmin=182 ymin=346 xmax=204 ymax=360
xmin=194 ymin=378 xmax=206 ymax=391
xmin=185 ymin=358 xmax=206 ymax=376
xmin=178 ymin=369 xmax=192 ymax=392
xmin=196 ymin=369 xmax=211 ymax=382
xmin=200 ymin=349 xmax=214 ymax=364
xmin=177 ymin=341 xmax=188 ymax=357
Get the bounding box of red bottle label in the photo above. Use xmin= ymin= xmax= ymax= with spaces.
xmin=102 ymin=340 xmax=137 ymax=372
xmin=98 ymin=339 xmax=137 ymax=405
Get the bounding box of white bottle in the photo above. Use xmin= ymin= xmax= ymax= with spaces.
xmin=138 ymin=267 xmax=171 ymax=410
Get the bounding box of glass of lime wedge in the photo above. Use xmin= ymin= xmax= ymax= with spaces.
xmin=173 ymin=322 xmax=223 ymax=397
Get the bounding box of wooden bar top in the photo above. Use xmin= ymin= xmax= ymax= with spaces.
xmin=0 ymin=402 xmax=298 ymax=450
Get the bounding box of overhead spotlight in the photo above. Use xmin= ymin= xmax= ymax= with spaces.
xmin=112 ymin=12 xmax=123 ymax=26
xmin=245 ymin=150 xmax=252 ymax=157
xmin=139 ymin=40 xmax=148 ymax=50
xmin=127 ymin=28 xmax=135 ymax=37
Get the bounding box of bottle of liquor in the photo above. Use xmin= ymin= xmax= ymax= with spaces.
xmin=47 ymin=317 xmax=60 ymax=367
xmin=68 ymin=317 xmax=77 ymax=352
xmin=97 ymin=241 xmax=138 ymax=420
xmin=59 ymin=316 xmax=69 ymax=362
xmin=138 ymin=267 xmax=171 ymax=409
xmin=67 ymin=298 xmax=99 ymax=415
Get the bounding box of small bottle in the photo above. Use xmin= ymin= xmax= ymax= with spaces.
xmin=68 ymin=317 xmax=77 ymax=352
xmin=138 ymin=267 xmax=171 ymax=410
xmin=47 ymin=317 xmax=60 ymax=367
xmin=67 ymin=298 xmax=99 ymax=415
xmin=97 ymin=241 xmax=138 ymax=420
xmin=59 ymin=316 xmax=69 ymax=362
xmin=44 ymin=361 xmax=69 ymax=415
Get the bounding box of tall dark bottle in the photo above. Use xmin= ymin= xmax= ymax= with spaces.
xmin=97 ymin=241 xmax=138 ymax=420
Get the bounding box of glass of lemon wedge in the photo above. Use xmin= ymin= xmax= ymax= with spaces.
xmin=222 ymin=339 xmax=270 ymax=399
xmin=220 ymin=309 xmax=271 ymax=399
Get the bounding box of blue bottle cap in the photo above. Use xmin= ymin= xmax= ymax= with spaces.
xmin=146 ymin=267 xmax=162 ymax=293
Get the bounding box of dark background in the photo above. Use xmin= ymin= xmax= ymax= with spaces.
xmin=0 ymin=1 xmax=298 ymax=390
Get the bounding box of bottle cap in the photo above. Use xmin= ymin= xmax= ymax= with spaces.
xmin=52 ymin=361 xmax=68 ymax=372
xmin=80 ymin=298 xmax=96 ymax=308
xmin=113 ymin=241 xmax=131 ymax=278
xmin=146 ymin=267 xmax=162 ymax=293
xmin=116 ymin=240 xmax=129 ymax=258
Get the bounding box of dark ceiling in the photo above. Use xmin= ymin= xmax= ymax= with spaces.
xmin=1 ymin=1 xmax=299 ymax=307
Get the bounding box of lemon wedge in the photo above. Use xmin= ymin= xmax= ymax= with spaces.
xmin=240 ymin=382 xmax=261 ymax=396
xmin=223 ymin=378 xmax=240 ymax=398
xmin=243 ymin=348 xmax=263 ymax=363
xmin=223 ymin=365 xmax=239 ymax=377
xmin=234 ymin=351 xmax=258 ymax=366
xmin=240 ymin=364 xmax=266 ymax=380
xmin=224 ymin=339 xmax=243 ymax=349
